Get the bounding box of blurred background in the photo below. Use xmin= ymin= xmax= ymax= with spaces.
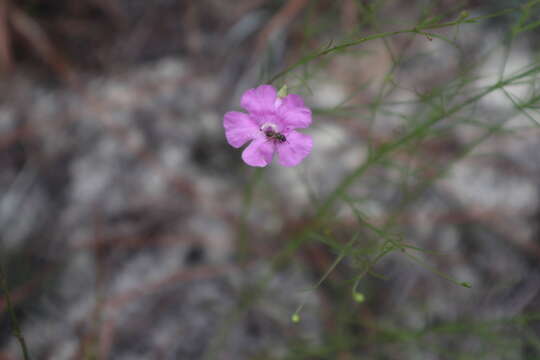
xmin=1 ymin=0 xmax=540 ymax=359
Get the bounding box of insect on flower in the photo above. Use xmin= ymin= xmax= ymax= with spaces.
xmin=223 ymin=84 xmax=313 ymax=167
xmin=263 ymin=127 xmax=286 ymax=143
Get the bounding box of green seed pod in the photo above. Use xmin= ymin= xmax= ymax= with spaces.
xmin=458 ymin=11 xmax=469 ymax=21
xmin=353 ymin=292 xmax=365 ymax=303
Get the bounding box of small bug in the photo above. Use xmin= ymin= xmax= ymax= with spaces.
xmin=264 ymin=128 xmax=287 ymax=143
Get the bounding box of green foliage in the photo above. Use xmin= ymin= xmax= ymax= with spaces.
xmin=220 ymin=0 xmax=540 ymax=358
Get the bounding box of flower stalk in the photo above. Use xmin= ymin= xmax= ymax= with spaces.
xmin=0 ymin=263 xmax=31 ymax=360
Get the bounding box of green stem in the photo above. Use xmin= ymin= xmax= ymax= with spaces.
xmin=237 ymin=167 xmax=264 ymax=264
xmin=267 ymin=10 xmax=513 ymax=84
xmin=0 ymin=263 xmax=31 ymax=360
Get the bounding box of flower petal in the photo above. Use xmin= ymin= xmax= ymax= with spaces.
xmin=282 ymin=94 xmax=305 ymax=108
xmin=241 ymin=136 xmax=275 ymax=167
xmin=277 ymin=131 xmax=312 ymax=167
xmin=241 ymin=85 xmax=277 ymax=115
xmin=223 ymin=111 xmax=259 ymax=148
xmin=278 ymin=94 xmax=311 ymax=129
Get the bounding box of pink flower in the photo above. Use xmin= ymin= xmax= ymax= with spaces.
xmin=223 ymin=85 xmax=313 ymax=167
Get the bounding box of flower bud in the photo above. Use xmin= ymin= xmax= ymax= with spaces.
xmin=353 ymin=292 xmax=365 ymax=303
xmin=277 ymin=84 xmax=288 ymax=98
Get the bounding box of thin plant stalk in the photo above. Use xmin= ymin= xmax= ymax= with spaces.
xmin=238 ymin=167 xmax=264 ymax=264
xmin=0 ymin=263 xmax=31 ymax=360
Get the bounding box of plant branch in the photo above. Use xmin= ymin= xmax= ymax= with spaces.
xmin=0 ymin=263 xmax=30 ymax=360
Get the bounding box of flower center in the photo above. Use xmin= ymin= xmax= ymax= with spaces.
xmin=260 ymin=122 xmax=278 ymax=133
xmin=260 ymin=122 xmax=287 ymax=143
